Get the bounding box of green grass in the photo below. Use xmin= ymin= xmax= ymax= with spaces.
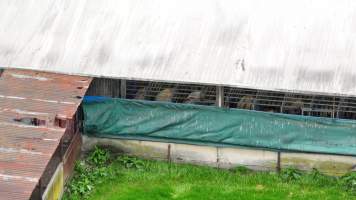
xmin=63 ymin=153 xmax=356 ymax=200
xmin=88 ymin=163 xmax=354 ymax=200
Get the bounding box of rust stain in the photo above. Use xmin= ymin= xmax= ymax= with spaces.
xmin=0 ymin=69 xmax=91 ymax=200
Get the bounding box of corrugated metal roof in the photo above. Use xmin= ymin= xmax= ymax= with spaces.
xmin=0 ymin=69 xmax=91 ymax=200
xmin=0 ymin=0 xmax=356 ymax=96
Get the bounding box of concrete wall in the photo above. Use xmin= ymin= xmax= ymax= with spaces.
xmin=82 ymin=136 xmax=356 ymax=176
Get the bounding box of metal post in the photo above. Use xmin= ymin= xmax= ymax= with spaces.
xmin=277 ymin=151 xmax=281 ymax=173
xmin=167 ymin=144 xmax=171 ymax=162
xmin=167 ymin=144 xmax=172 ymax=175
xmin=216 ymin=147 xmax=220 ymax=169
xmin=309 ymin=95 xmax=316 ymax=116
xmin=216 ymin=86 xmax=224 ymax=107
xmin=336 ymin=97 xmax=345 ymax=119
xmin=253 ymin=90 xmax=260 ymax=110
xmin=120 ymin=80 xmax=126 ymax=98
xmin=280 ymin=94 xmax=286 ymax=113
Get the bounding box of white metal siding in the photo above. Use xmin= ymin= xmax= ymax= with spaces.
xmin=0 ymin=0 xmax=356 ymax=96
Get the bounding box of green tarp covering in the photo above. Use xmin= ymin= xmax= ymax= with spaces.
xmin=83 ymin=98 xmax=356 ymax=156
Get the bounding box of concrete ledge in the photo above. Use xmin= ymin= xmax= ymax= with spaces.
xmin=82 ymin=136 xmax=279 ymax=170
xmin=218 ymin=147 xmax=278 ymax=171
xmin=82 ymin=136 xmax=356 ymax=176
xmin=82 ymin=136 xmax=168 ymax=160
xmin=171 ymin=143 xmax=218 ymax=167
xmin=281 ymin=152 xmax=356 ymax=176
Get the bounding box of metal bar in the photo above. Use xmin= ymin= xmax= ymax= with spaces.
xmin=167 ymin=144 xmax=171 ymax=162
xmin=308 ymin=95 xmax=316 ymax=116
xmin=216 ymin=147 xmax=220 ymax=169
xmin=277 ymin=152 xmax=281 ymax=173
xmin=332 ymin=96 xmax=335 ymax=118
xmin=280 ymin=93 xmax=287 ymax=113
xmin=336 ymin=97 xmax=345 ymax=118
xmin=167 ymin=144 xmax=172 ymax=175
xmin=216 ymin=86 xmax=224 ymax=107
xmin=253 ymin=90 xmax=260 ymax=110
xmin=120 ymin=79 xmax=127 ymax=98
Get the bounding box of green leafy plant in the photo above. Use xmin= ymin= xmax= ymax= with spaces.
xmin=117 ymin=155 xmax=145 ymax=169
xmin=88 ymin=146 xmax=110 ymax=166
xmin=74 ymin=160 xmax=87 ymax=174
xmin=306 ymin=168 xmax=336 ymax=187
xmin=340 ymin=172 xmax=356 ymax=194
xmin=310 ymin=168 xmax=322 ymax=179
xmin=65 ymin=163 xmax=94 ymax=199
xmin=64 ymin=147 xmax=116 ymax=199
xmin=68 ymin=175 xmax=93 ymax=197
xmin=280 ymin=167 xmax=303 ymax=182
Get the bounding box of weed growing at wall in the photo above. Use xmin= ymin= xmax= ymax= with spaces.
xmin=280 ymin=167 xmax=303 ymax=181
xmin=341 ymin=172 xmax=356 ymax=194
xmin=117 ymin=155 xmax=145 ymax=169
xmin=63 ymin=146 xmax=117 ymax=200
xmin=88 ymin=146 xmax=110 ymax=166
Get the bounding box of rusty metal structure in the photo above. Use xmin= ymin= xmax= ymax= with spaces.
xmin=0 ymin=69 xmax=91 ymax=199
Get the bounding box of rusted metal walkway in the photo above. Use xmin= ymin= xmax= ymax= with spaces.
xmin=0 ymin=69 xmax=91 ymax=199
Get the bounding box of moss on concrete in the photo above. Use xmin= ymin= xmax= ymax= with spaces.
xmin=281 ymin=157 xmax=353 ymax=176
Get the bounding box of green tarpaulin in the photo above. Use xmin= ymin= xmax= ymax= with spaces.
xmin=83 ymin=98 xmax=356 ymax=156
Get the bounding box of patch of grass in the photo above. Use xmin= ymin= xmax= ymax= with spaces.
xmin=280 ymin=167 xmax=303 ymax=182
xmin=64 ymin=148 xmax=356 ymax=200
xmin=341 ymin=172 xmax=356 ymax=194
xmin=230 ymin=165 xmax=253 ymax=175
